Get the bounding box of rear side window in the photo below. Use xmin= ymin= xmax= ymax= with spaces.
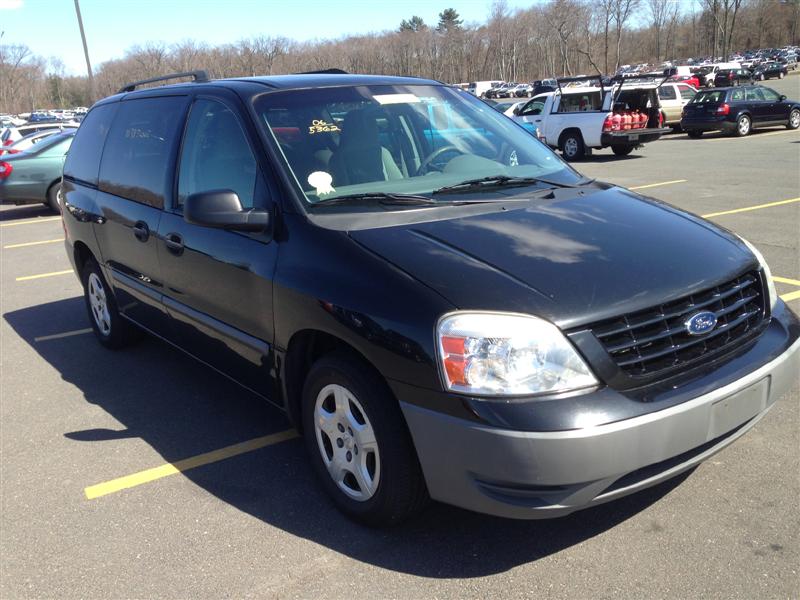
xmin=63 ymin=103 xmax=118 ymax=185
xmin=678 ymin=86 xmax=696 ymax=101
xmin=658 ymin=86 xmax=676 ymax=100
xmin=99 ymin=96 xmax=186 ymax=209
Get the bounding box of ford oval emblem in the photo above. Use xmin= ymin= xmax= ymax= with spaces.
xmin=685 ymin=311 xmax=718 ymax=336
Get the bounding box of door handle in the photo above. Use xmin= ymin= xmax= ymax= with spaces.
xmin=132 ymin=221 xmax=149 ymax=242
xmin=164 ymin=232 xmax=184 ymax=255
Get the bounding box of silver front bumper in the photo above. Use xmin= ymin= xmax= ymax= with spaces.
xmin=401 ymin=336 xmax=800 ymax=519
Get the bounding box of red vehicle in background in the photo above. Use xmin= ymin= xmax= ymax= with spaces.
xmin=669 ymin=74 xmax=701 ymax=89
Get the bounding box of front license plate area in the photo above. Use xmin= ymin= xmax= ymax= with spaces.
xmin=709 ymin=378 xmax=769 ymax=439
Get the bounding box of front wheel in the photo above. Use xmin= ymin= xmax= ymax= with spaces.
xmin=687 ymin=130 xmax=703 ymax=139
xmin=788 ymin=109 xmax=800 ymax=130
xmin=560 ymin=132 xmax=585 ymax=161
xmin=302 ymin=353 xmax=429 ymax=526
xmin=779 ymin=71 xmax=785 ymax=79
xmin=735 ymin=115 xmax=751 ymax=137
xmin=611 ymin=145 xmax=634 ymax=156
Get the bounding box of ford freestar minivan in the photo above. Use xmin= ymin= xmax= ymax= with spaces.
xmin=61 ymin=71 xmax=800 ymax=525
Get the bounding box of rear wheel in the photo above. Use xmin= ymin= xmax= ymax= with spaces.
xmin=560 ymin=131 xmax=585 ymax=161
xmin=81 ymin=258 xmax=142 ymax=349
xmin=46 ymin=182 xmax=61 ymax=214
xmin=687 ymin=130 xmax=703 ymax=139
xmin=735 ymin=115 xmax=751 ymax=137
xmin=788 ymin=109 xmax=800 ymax=130
xmin=611 ymin=145 xmax=634 ymax=156
xmin=302 ymin=353 xmax=429 ymax=526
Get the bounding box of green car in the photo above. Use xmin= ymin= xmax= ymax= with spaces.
xmin=0 ymin=131 xmax=74 ymax=213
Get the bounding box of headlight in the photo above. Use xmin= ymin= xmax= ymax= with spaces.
xmin=737 ymin=235 xmax=778 ymax=311
xmin=437 ymin=312 xmax=598 ymax=397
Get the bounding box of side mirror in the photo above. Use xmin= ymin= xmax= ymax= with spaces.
xmin=513 ymin=106 xmax=522 ymax=116
xmin=184 ymin=190 xmax=270 ymax=232
xmin=780 ymin=94 xmax=787 ymax=101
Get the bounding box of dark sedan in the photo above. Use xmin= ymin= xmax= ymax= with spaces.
xmin=681 ymin=85 xmax=800 ymax=137
xmin=752 ymin=62 xmax=788 ymax=81
xmin=713 ymin=68 xmax=753 ymax=86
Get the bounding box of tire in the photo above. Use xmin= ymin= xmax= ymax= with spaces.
xmin=302 ymin=353 xmax=429 ymax=526
xmin=46 ymin=182 xmax=62 ymax=214
xmin=611 ymin=145 xmax=634 ymax=156
xmin=81 ymin=258 xmax=142 ymax=349
xmin=687 ymin=130 xmax=703 ymax=139
xmin=735 ymin=114 xmax=751 ymax=137
xmin=788 ymin=109 xmax=800 ymax=130
xmin=560 ymin=131 xmax=585 ymax=161
xmin=779 ymin=72 xmax=785 ymax=79
xmin=759 ymin=74 xmax=765 ymax=81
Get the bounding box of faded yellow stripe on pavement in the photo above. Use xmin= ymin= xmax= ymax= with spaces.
xmin=781 ymin=290 xmax=800 ymax=303
xmin=34 ymin=328 xmax=92 ymax=342
xmin=774 ymin=276 xmax=800 ymax=287
xmin=629 ymin=179 xmax=687 ymax=191
xmin=702 ymin=197 xmax=800 ymax=218
xmin=3 ymin=238 xmax=63 ymax=249
xmin=15 ymin=269 xmax=72 ymax=281
xmin=84 ymin=429 xmax=298 ymax=500
xmin=0 ymin=216 xmax=61 ymax=227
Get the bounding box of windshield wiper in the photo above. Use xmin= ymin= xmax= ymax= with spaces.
xmin=432 ymin=175 xmax=594 ymax=195
xmin=312 ymin=192 xmax=491 ymax=207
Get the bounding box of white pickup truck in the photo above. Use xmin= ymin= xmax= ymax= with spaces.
xmin=511 ymin=79 xmax=672 ymax=160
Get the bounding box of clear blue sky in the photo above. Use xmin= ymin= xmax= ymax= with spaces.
xmin=0 ymin=0 xmax=541 ymax=75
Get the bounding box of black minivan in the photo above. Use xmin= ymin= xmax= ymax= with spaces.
xmin=62 ymin=71 xmax=800 ymax=525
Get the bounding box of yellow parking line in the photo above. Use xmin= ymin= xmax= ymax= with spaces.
xmin=629 ymin=180 xmax=687 ymax=191
xmin=0 ymin=216 xmax=61 ymax=228
xmin=3 ymin=238 xmax=63 ymax=249
xmin=34 ymin=328 xmax=92 ymax=342
xmin=780 ymin=290 xmax=800 ymax=303
xmin=702 ymin=197 xmax=800 ymax=218
xmin=774 ymin=276 xmax=800 ymax=287
xmin=84 ymin=429 xmax=299 ymax=500
xmin=15 ymin=269 xmax=72 ymax=281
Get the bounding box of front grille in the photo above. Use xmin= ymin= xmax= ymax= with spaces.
xmin=590 ymin=271 xmax=766 ymax=377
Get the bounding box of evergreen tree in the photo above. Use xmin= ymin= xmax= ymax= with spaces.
xmin=436 ymin=8 xmax=463 ymax=33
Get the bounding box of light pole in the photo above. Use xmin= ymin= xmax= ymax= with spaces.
xmin=73 ymin=0 xmax=95 ymax=103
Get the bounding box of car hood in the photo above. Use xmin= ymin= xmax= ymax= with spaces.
xmin=349 ymin=187 xmax=757 ymax=329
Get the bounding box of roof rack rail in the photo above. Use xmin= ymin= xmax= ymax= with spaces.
xmin=293 ymin=68 xmax=348 ymax=75
xmin=117 ymin=70 xmax=210 ymax=94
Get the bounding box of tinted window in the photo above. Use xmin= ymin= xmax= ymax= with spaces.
xmin=99 ymin=96 xmax=186 ymax=208
xmin=177 ymin=98 xmax=257 ymax=209
xmin=760 ymin=88 xmax=780 ymax=101
xmin=63 ymin=103 xmax=118 ymax=185
xmin=730 ymin=88 xmax=745 ymax=101
xmin=746 ymin=88 xmax=765 ymax=101
xmin=691 ymin=91 xmax=725 ymax=104
xmin=658 ymin=86 xmax=677 ymax=100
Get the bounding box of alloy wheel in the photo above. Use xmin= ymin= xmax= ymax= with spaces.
xmin=87 ymin=273 xmax=111 ymax=336
xmin=738 ymin=116 xmax=750 ymax=136
xmin=313 ymin=383 xmax=380 ymax=501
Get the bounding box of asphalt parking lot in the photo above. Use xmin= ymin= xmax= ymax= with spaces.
xmin=1 ymin=77 xmax=798 ymax=599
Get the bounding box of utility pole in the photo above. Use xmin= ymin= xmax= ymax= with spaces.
xmin=73 ymin=0 xmax=95 ymax=103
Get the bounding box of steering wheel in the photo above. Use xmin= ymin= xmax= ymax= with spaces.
xmin=415 ymin=145 xmax=465 ymax=176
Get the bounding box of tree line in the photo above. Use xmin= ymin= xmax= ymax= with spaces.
xmin=1 ymin=0 xmax=798 ymax=114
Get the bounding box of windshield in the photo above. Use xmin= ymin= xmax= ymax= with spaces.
xmin=254 ymin=84 xmax=574 ymax=205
